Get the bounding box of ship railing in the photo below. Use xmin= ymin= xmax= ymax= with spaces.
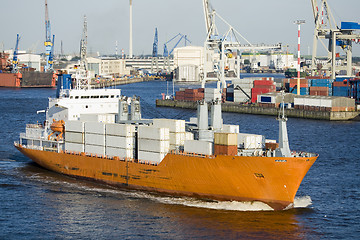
xmin=26 ymin=123 xmax=43 ymax=129
xmin=291 ymin=151 xmax=318 ymax=158
xmin=169 ymin=149 xmax=215 ymax=159
xmin=62 ymin=150 xmax=160 ymax=166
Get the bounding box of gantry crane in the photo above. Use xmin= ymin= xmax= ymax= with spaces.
xmin=44 ymin=0 xmax=55 ymax=72
xmin=151 ymin=28 xmax=159 ymax=73
xmin=202 ymin=0 xmax=281 ymax=88
xmin=311 ymin=0 xmax=360 ymax=79
xmin=11 ymin=34 xmax=20 ymax=73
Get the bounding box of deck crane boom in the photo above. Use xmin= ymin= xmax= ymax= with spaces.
xmin=11 ymin=34 xmax=20 ymax=73
xmin=44 ymin=0 xmax=54 ymax=72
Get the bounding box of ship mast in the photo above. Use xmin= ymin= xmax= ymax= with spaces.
xmin=276 ymin=91 xmax=292 ymax=157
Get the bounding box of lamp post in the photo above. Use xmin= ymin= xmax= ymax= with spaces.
xmin=294 ymin=20 xmax=305 ymax=95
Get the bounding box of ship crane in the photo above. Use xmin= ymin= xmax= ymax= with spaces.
xmin=11 ymin=34 xmax=20 ymax=73
xmin=202 ymin=0 xmax=282 ymax=89
xmin=311 ymin=0 xmax=360 ymax=79
xmin=44 ymin=0 xmax=55 ymax=72
xmin=151 ymin=28 xmax=159 ymax=74
xmin=163 ymin=33 xmax=191 ymax=72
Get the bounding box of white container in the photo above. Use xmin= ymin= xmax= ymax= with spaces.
xmin=106 ymin=147 xmax=133 ymax=159
xmin=106 ymin=123 xmax=135 ymax=137
xmin=152 ymin=119 xmax=185 ymax=133
xmin=85 ymin=122 xmax=106 ymax=135
xmin=80 ymin=114 xmax=115 ymax=123
xmin=138 ymin=125 xmax=170 ymax=140
xmin=237 ymin=133 xmax=264 ymax=149
xmin=65 ymin=120 xmax=84 ymax=132
xmin=105 ymin=135 xmax=134 ymax=149
xmin=189 ymin=117 xmax=198 ymax=124
xmin=65 ymin=131 xmax=84 ymax=144
xmin=85 ymin=133 xmax=105 ymax=146
xmin=320 ymin=98 xmax=332 ymax=108
xmin=170 ymin=132 xmax=185 ymax=146
xmin=65 ymin=142 xmax=84 ymax=153
xmin=138 ymin=151 xmax=167 ymax=163
xmin=138 ymin=139 xmax=170 ymax=153
xmin=184 ymin=140 xmax=213 ymax=155
xmin=198 ymin=130 xmax=214 ymax=141
xmin=85 ymin=144 xmax=105 ymax=156
xmin=222 ymin=124 xmax=239 ymax=133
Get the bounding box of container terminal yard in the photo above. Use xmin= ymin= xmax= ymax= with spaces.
xmin=1 ymin=0 xmax=359 ymax=119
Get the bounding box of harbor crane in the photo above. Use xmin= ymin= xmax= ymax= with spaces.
xmin=44 ymin=0 xmax=55 ymax=72
xmin=80 ymin=15 xmax=88 ymax=70
xmin=202 ymin=0 xmax=281 ymax=89
xmin=151 ymin=28 xmax=159 ymax=73
xmin=311 ymin=0 xmax=360 ymax=79
xmin=163 ymin=33 xmax=191 ymax=72
xmin=11 ymin=34 xmax=20 ymax=73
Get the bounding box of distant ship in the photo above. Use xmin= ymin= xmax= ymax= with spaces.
xmin=15 ymin=70 xmax=317 ymax=210
xmin=0 ymin=52 xmax=56 ymax=88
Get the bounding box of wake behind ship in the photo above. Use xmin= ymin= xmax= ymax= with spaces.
xmin=15 ymin=70 xmax=317 ymax=210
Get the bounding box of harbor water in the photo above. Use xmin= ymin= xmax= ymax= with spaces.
xmin=0 ymin=78 xmax=359 ymax=239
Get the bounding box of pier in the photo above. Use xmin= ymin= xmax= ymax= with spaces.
xmin=156 ymin=99 xmax=360 ymax=121
xmin=91 ymin=77 xmax=151 ymax=88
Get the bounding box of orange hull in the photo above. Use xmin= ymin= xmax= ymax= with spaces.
xmin=16 ymin=145 xmax=316 ymax=210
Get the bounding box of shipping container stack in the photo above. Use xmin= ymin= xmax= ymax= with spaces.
xmin=204 ymin=88 xmax=222 ymax=102
xmin=84 ymin=122 xmax=106 ymax=156
xmin=307 ymin=76 xmax=332 ymax=96
xmin=175 ymin=88 xmax=204 ymax=101
xmin=65 ymin=121 xmax=85 ymax=153
xmin=137 ymin=125 xmax=170 ymax=164
xmin=153 ymin=119 xmax=187 ymax=150
xmin=283 ymin=78 xmax=309 ymax=96
xmin=214 ymin=132 xmax=238 ymax=156
xmin=105 ymin=123 xmax=136 ymax=159
xmin=333 ymin=76 xmax=349 ymax=97
xmin=232 ymin=78 xmax=253 ymax=103
xmin=251 ymin=78 xmax=276 ymax=103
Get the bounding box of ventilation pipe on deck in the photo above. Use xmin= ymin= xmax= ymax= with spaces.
xmin=131 ymin=96 xmax=141 ymax=120
xmin=118 ymin=97 xmax=129 ymax=121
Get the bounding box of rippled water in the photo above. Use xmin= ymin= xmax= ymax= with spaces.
xmin=0 ymin=77 xmax=359 ymax=239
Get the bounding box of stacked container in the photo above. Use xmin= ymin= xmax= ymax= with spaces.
xmin=237 ymin=133 xmax=264 ymax=150
xmin=184 ymin=140 xmax=213 ymax=155
xmin=64 ymin=120 xmax=85 ymax=153
xmin=137 ymin=125 xmax=170 ymax=164
xmin=175 ymin=88 xmax=204 ymax=101
xmin=84 ymin=122 xmax=106 ymax=156
xmin=287 ymin=78 xmax=309 ymax=95
xmin=307 ymin=77 xmax=332 ymax=96
xmin=232 ymin=78 xmax=253 ymax=103
xmin=214 ymin=132 xmax=238 ymax=156
xmin=105 ymin=123 xmax=136 ymax=159
xmin=332 ymin=79 xmax=348 ymax=97
xmin=251 ymin=78 xmax=276 ymax=103
xmin=153 ymin=119 xmax=186 ymax=150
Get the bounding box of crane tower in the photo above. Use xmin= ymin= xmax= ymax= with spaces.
xmin=44 ymin=0 xmax=55 ymax=72
xmin=80 ymin=15 xmax=88 ymax=70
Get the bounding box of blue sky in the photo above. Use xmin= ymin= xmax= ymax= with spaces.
xmin=2 ymin=0 xmax=360 ymax=56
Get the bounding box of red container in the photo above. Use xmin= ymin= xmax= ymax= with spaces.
xmin=253 ymin=80 xmax=274 ymax=86
xmin=214 ymin=144 xmax=237 ymax=156
xmin=251 ymin=87 xmax=274 ymax=103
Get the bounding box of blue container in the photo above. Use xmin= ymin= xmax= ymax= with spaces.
xmin=226 ymin=96 xmax=234 ymax=102
xmin=332 ymin=86 xmax=348 ymax=97
xmin=290 ymin=87 xmax=309 ymax=95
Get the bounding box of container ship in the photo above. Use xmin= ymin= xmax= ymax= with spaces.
xmin=14 ymin=70 xmax=317 ymax=210
xmin=0 ymin=52 xmax=56 ymax=88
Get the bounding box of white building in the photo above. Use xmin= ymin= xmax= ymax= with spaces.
xmin=86 ymin=57 xmax=131 ymax=76
xmin=173 ymin=46 xmax=204 ymax=82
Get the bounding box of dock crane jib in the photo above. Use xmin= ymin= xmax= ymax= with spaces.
xmin=12 ymin=34 xmax=21 ymax=73
xmin=44 ymin=0 xmax=54 ymax=72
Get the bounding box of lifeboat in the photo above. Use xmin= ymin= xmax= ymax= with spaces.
xmin=48 ymin=119 xmax=65 ymax=140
